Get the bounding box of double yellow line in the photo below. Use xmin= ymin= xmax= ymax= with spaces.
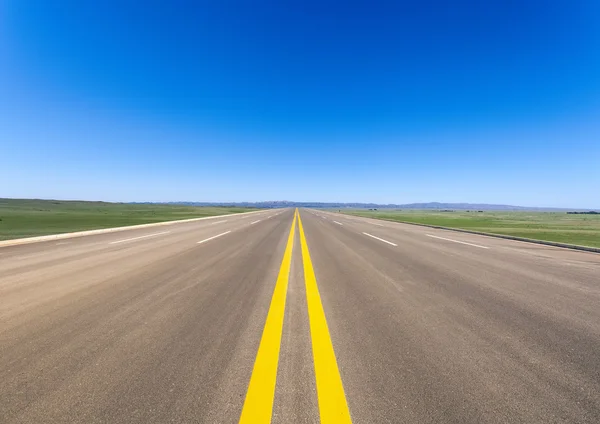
xmin=239 ymin=209 xmax=352 ymax=423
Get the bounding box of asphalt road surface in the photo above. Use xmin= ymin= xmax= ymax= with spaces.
xmin=2 ymin=208 xmax=600 ymax=423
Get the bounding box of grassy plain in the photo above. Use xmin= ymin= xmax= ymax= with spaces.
xmin=342 ymin=209 xmax=600 ymax=248
xmin=0 ymin=198 xmax=258 ymax=241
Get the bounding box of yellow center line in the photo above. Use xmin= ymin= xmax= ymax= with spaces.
xmin=239 ymin=211 xmax=297 ymax=423
xmin=297 ymin=209 xmax=353 ymax=423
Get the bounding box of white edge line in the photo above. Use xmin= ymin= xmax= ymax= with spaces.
xmin=110 ymin=231 xmax=171 ymax=244
xmin=197 ymin=231 xmax=231 ymax=244
xmin=333 ymin=221 xmax=343 ymax=225
xmin=362 ymin=232 xmax=397 ymax=246
xmin=426 ymin=234 xmax=489 ymax=249
xmin=0 ymin=209 xmax=266 ymax=248
xmin=372 ymin=223 xmax=384 ymax=226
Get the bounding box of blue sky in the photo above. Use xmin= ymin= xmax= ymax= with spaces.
xmin=1 ymin=1 xmax=599 ymax=207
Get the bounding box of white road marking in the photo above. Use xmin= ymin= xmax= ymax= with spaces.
xmin=333 ymin=221 xmax=343 ymax=225
xmin=0 ymin=209 xmax=264 ymax=248
xmin=55 ymin=242 xmax=70 ymax=245
xmin=110 ymin=231 xmax=171 ymax=244
xmin=210 ymin=220 xmax=227 ymax=225
xmin=372 ymin=223 xmax=384 ymax=226
xmin=250 ymin=220 xmax=261 ymax=225
xmin=197 ymin=231 xmax=231 ymax=244
xmin=363 ymin=232 xmax=398 ymax=246
xmin=14 ymin=252 xmax=52 ymax=261
xmin=426 ymin=234 xmax=489 ymax=249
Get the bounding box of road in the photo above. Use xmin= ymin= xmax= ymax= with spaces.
xmin=1 ymin=208 xmax=600 ymax=423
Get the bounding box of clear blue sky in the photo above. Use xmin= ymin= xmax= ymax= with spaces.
xmin=2 ymin=1 xmax=599 ymax=207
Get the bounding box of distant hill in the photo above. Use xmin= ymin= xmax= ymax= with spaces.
xmin=154 ymin=201 xmax=583 ymax=211
xmin=3 ymin=198 xmax=593 ymax=211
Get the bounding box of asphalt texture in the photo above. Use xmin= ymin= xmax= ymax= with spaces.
xmin=1 ymin=208 xmax=600 ymax=423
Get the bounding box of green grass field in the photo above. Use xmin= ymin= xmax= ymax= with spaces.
xmin=0 ymin=198 xmax=258 ymax=241
xmin=342 ymin=209 xmax=600 ymax=248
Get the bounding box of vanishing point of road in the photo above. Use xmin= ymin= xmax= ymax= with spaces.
xmin=2 ymin=208 xmax=600 ymax=423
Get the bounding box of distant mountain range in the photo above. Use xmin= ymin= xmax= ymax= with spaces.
xmin=152 ymin=201 xmax=590 ymax=211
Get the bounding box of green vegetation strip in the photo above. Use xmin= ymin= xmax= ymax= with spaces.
xmin=0 ymin=199 xmax=258 ymax=241
xmin=342 ymin=210 xmax=600 ymax=249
